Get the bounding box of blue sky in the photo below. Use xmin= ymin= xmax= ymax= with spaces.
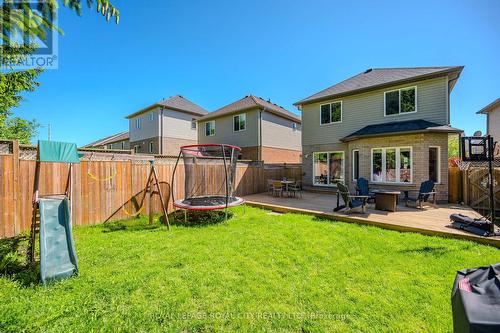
xmin=15 ymin=0 xmax=500 ymax=145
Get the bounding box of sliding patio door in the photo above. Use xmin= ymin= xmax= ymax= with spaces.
xmin=313 ymin=151 xmax=344 ymax=186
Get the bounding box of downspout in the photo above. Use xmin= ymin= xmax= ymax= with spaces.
xmin=259 ymin=108 xmax=264 ymax=162
xmin=160 ymin=106 xmax=164 ymax=155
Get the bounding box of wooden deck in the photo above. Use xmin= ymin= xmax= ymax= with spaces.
xmin=243 ymin=192 xmax=500 ymax=248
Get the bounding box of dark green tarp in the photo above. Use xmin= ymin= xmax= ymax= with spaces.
xmin=38 ymin=140 xmax=80 ymax=164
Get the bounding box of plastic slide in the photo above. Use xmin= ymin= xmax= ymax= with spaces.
xmin=39 ymin=197 xmax=79 ymax=284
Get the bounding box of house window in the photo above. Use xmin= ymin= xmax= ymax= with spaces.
xmin=384 ymin=87 xmax=416 ymax=116
xmin=205 ymin=120 xmax=215 ymax=136
xmin=191 ymin=118 xmax=197 ymax=130
xmin=233 ymin=113 xmax=246 ymax=132
xmin=107 ymin=144 xmax=112 ymax=150
xmin=352 ymin=150 xmax=360 ymax=181
xmin=292 ymin=122 xmax=298 ymax=131
xmin=134 ymin=145 xmax=140 ymax=153
xmin=135 ymin=118 xmax=141 ymax=129
xmin=149 ymin=142 xmax=154 ymax=153
xmin=121 ymin=141 xmax=125 ymax=149
xmin=320 ymin=101 xmax=342 ymax=124
xmin=371 ymin=147 xmax=412 ymax=183
xmin=429 ymin=147 xmax=440 ymax=183
xmin=313 ymin=151 xmax=344 ymax=186
xmin=149 ymin=112 xmax=154 ymax=121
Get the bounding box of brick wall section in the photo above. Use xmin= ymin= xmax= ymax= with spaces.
xmin=261 ymin=146 xmax=302 ymax=163
xmin=302 ymin=132 xmax=450 ymax=202
xmin=240 ymin=146 xmax=259 ymax=161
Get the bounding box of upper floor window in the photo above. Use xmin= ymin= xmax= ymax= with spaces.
xmin=148 ymin=112 xmax=154 ymax=121
xmin=205 ymin=120 xmax=215 ymax=136
xmin=233 ymin=113 xmax=246 ymax=132
xmin=384 ymin=87 xmax=416 ymax=116
xmin=191 ymin=118 xmax=197 ymax=130
xmin=320 ymin=101 xmax=342 ymax=125
xmin=292 ymin=122 xmax=298 ymax=131
xmin=135 ymin=118 xmax=141 ymax=129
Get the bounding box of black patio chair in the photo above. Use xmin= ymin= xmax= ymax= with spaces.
xmin=404 ymin=180 xmax=437 ymax=209
xmin=356 ymin=177 xmax=376 ymax=203
xmin=336 ymin=182 xmax=369 ymax=214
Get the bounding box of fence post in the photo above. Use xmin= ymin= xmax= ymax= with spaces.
xmin=12 ymin=140 xmax=20 ymax=236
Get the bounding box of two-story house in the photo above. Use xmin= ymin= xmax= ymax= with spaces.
xmin=126 ymin=95 xmax=208 ymax=155
xmin=197 ymin=95 xmax=302 ymax=163
xmin=477 ymin=97 xmax=500 ymax=156
xmin=295 ymin=67 xmax=464 ymax=201
xmin=83 ymin=131 xmax=130 ymax=150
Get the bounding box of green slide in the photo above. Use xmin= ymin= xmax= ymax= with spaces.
xmin=39 ymin=197 xmax=79 ymax=284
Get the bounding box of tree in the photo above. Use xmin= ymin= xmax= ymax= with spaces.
xmin=0 ymin=0 xmax=119 ymax=143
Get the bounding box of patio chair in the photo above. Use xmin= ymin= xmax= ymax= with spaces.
xmin=336 ymin=182 xmax=369 ymax=214
xmin=267 ymin=179 xmax=275 ymax=195
xmin=403 ymin=180 xmax=437 ymax=209
xmin=288 ymin=180 xmax=303 ymax=198
xmin=356 ymin=177 xmax=375 ymax=203
xmin=271 ymin=181 xmax=283 ymax=197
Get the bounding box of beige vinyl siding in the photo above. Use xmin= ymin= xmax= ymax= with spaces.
xmin=161 ymin=109 xmax=199 ymax=141
xmin=198 ymin=108 xmax=259 ymax=147
xmin=487 ymin=106 xmax=500 ymax=141
xmin=261 ymin=111 xmax=301 ymax=151
xmin=129 ymin=108 xmax=160 ymax=142
xmin=301 ymin=77 xmax=448 ymax=146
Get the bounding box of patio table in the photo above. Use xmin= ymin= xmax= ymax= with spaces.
xmin=372 ymin=190 xmax=401 ymax=212
xmin=281 ymin=180 xmax=295 ymax=197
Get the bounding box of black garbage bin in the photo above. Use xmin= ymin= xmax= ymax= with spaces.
xmin=451 ymin=263 xmax=500 ymax=333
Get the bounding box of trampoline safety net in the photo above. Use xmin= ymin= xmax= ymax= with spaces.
xmin=172 ymin=144 xmax=244 ymax=210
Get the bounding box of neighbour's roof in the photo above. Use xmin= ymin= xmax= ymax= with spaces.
xmin=83 ymin=131 xmax=129 ymax=148
xmin=197 ymin=95 xmax=301 ymax=123
xmin=476 ymin=97 xmax=500 ymax=114
xmin=126 ymin=95 xmax=208 ymax=119
xmin=295 ymin=66 xmax=464 ymax=106
xmin=341 ymin=119 xmax=463 ymax=142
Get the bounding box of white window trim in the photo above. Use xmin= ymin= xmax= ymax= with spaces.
xmin=205 ymin=120 xmax=215 ymax=136
xmin=352 ymin=149 xmax=360 ymax=181
xmin=191 ymin=118 xmax=197 ymax=130
xmin=233 ymin=113 xmax=247 ymax=132
xmin=149 ymin=141 xmax=154 ymax=153
xmin=312 ymin=151 xmax=345 ymax=187
xmin=370 ymin=147 xmax=413 ymax=184
xmin=135 ymin=118 xmax=141 ymax=129
xmin=384 ymin=86 xmax=418 ymax=117
xmin=429 ymin=146 xmax=441 ymax=184
xmin=292 ymin=122 xmax=297 ymax=131
xmin=121 ymin=141 xmax=125 ymax=149
xmin=148 ymin=112 xmax=154 ymax=121
xmin=319 ymin=101 xmax=343 ymax=125
xmin=133 ymin=145 xmax=140 ymax=153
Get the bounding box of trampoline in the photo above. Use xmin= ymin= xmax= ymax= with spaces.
xmin=171 ymin=144 xmax=245 ymax=212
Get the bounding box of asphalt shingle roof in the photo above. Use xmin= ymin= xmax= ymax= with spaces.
xmin=476 ymin=97 xmax=500 ymax=114
xmin=198 ymin=95 xmax=301 ymax=123
xmin=83 ymin=131 xmax=129 ymax=148
xmin=295 ymin=66 xmax=464 ymax=106
xmin=126 ymin=95 xmax=208 ymax=118
xmin=341 ymin=119 xmax=462 ymax=142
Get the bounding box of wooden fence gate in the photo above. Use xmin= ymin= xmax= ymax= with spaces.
xmin=463 ymin=166 xmax=500 ymax=216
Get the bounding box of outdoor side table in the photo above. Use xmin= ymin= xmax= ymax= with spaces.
xmin=373 ymin=190 xmax=401 ymax=212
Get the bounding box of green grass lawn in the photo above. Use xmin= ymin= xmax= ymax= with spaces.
xmin=1 ymin=206 xmax=499 ymax=332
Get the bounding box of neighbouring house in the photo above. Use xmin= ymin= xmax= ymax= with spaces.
xmin=476 ymin=97 xmax=500 ymax=156
xmin=83 ymin=131 xmax=130 ymax=150
xmin=197 ymin=95 xmax=302 ymax=163
xmin=126 ymin=95 xmax=208 ymax=155
xmin=294 ymin=66 xmax=464 ymax=201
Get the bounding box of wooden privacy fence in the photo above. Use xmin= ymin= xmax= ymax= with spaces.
xmin=462 ymin=166 xmax=500 ymax=216
xmin=0 ymin=140 xmax=302 ymax=238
